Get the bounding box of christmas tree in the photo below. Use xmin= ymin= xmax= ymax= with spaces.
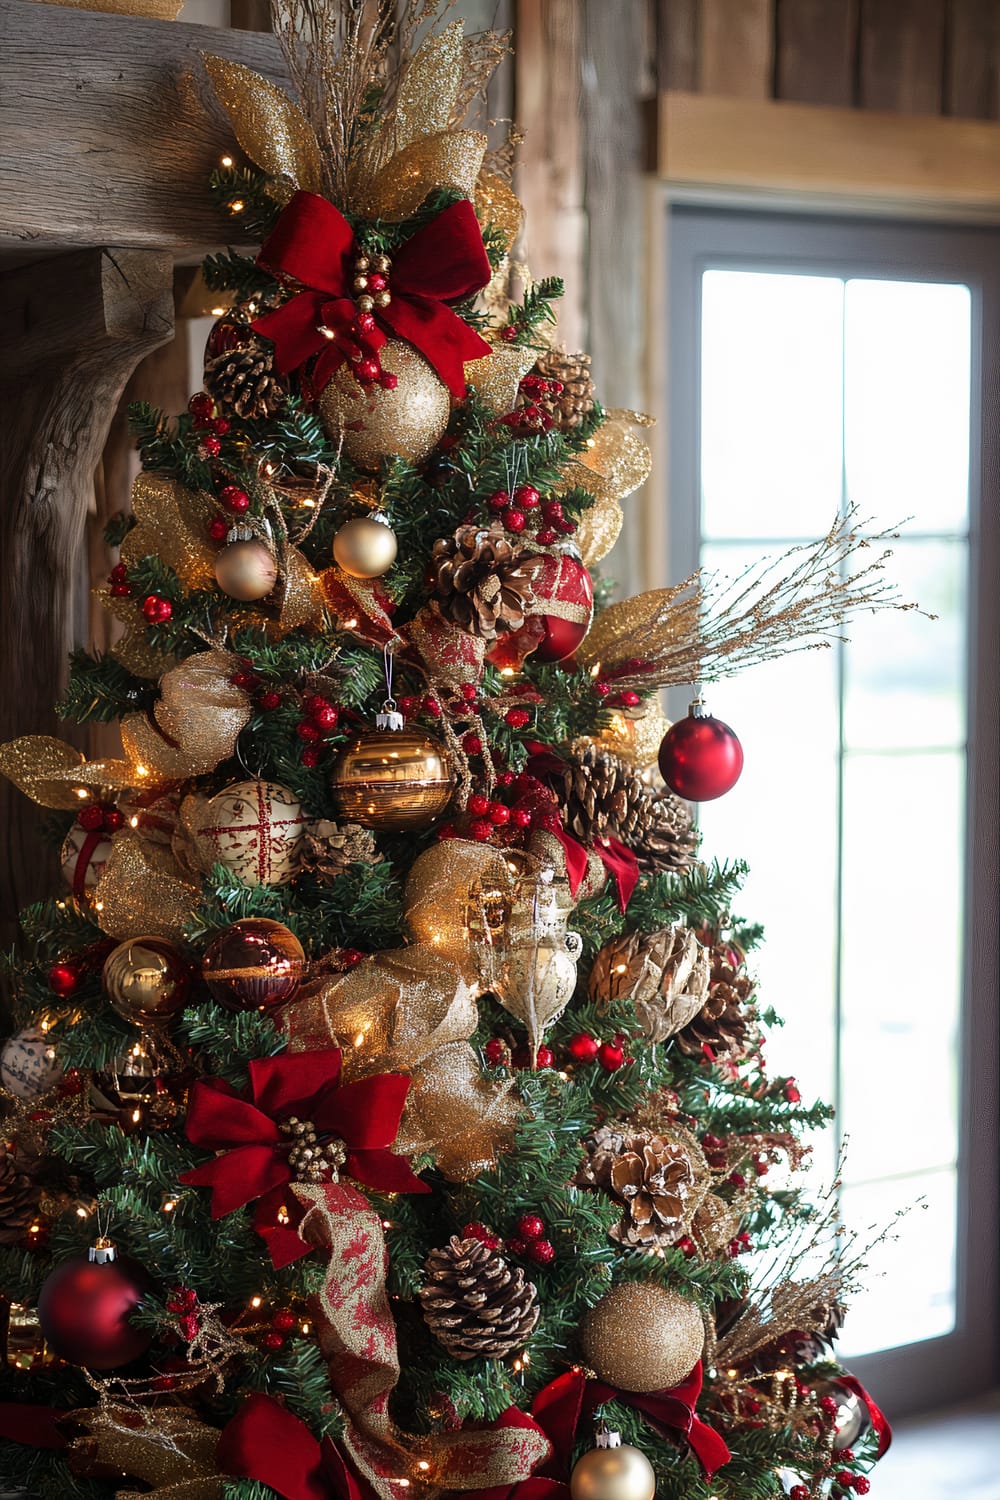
xmin=0 ymin=7 xmax=902 ymax=1498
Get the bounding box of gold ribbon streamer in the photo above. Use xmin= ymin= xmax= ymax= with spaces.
xmin=203 ymin=54 xmax=323 ymax=197
xmin=93 ymin=830 xmax=200 ymax=943
xmin=464 ymin=340 xmax=536 ymax=417
xmin=0 ymin=737 xmax=134 ymax=810
xmin=295 ymin=1181 xmax=550 ymax=1498
xmin=121 ymin=474 xmax=217 ymax=591
xmin=68 ymin=1403 xmax=221 ymax=1499
xmin=120 ymin=650 xmax=252 ymax=783
xmin=355 ymin=129 xmax=487 ymax=222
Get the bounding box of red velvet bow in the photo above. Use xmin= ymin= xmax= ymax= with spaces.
xmin=218 ymin=1393 xmax=371 ymax=1500
xmin=468 ymin=1362 xmax=729 ymax=1500
xmin=838 ymin=1375 xmax=892 ymax=1458
xmin=254 ymin=192 xmax=493 ymax=398
xmin=524 ymin=746 xmax=639 ymax=912
xmin=179 ymin=1050 xmax=428 ymax=1268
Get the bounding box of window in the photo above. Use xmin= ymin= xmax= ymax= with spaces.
xmin=667 ymin=210 xmax=999 ymax=1413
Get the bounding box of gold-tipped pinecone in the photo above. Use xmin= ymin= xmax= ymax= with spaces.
xmin=431 ymin=525 xmax=543 ymax=640
xmin=562 ymin=744 xmax=696 ymax=873
xmin=675 ymin=944 xmax=756 ymax=1060
xmin=576 ymin=1124 xmax=697 ymax=1249
xmin=297 ymin=820 xmax=379 ymax=884
xmin=0 ymin=1147 xmax=39 ymax=1245
xmin=204 ymin=334 xmax=288 ymax=421
xmin=588 ymin=924 xmax=710 ymax=1040
xmin=419 ymin=1235 xmax=539 ymax=1361
xmin=530 ymin=349 xmax=596 ymax=432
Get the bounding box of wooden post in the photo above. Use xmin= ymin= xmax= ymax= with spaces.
xmin=0 ymin=248 xmax=174 ymax=940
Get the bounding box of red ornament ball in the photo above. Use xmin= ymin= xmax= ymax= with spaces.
xmin=502 ymin=549 xmax=593 ymax=664
xmin=202 ymin=918 xmax=306 ymax=1012
xmin=658 ymin=703 xmax=743 ymax=802
xmin=38 ymin=1250 xmax=152 ymax=1369
xmin=271 ymin=1308 xmax=296 ymax=1332
xmin=566 ymin=1032 xmax=599 ymax=1064
xmin=48 ymin=963 xmax=79 ymax=997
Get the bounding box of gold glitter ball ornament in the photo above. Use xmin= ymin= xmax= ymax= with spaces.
xmin=578 ymin=1282 xmax=704 ymax=1393
xmin=214 ymin=537 xmax=278 ymax=601
xmin=182 ymin=780 xmax=306 ymax=887
xmin=102 ymin=936 xmax=191 ymax=1027
xmin=330 ymin=727 xmax=454 ymax=831
xmin=202 ymin=918 xmax=306 ymax=1012
xmin=570 ymin=1442 xmax=656 ymax=1500
xmin=333 ymin=515 xmax=399 ymax=578
xmin=318 ymin=341 xmax=451 ymax=470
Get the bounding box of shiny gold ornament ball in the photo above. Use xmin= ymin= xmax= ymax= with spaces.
xmin=333 ymin=515 xmax=398 ymax=578
xmin=330 ymin=728 xmax=454 ymax=831
xmin=102 ymin=937 xmax=191 ymax=1027
xmin=319 ymin=340 xmax=451 ymax=470
xmin=202 ymin=917 xmax=306 ymax=1012
xmin=214 ymin=538 xmax=278 ymax=601
xmin=569 ymin=1445 xmax=656 ymax=1500
xmin=579 ymin=1282 xmax=704 ymax=1393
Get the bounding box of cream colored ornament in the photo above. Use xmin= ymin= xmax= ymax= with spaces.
xmin=214 ymin=531 xmax=278 ymax=601
xmin=333 ymin=514 xmax=398 ymax=578
xmin=1 ymin=1027 xmax=63 ymax=1102
xmin=578 ymin=1281 xmax=704 ymax=1393
xmin=570 ymin=1433 xmax=656 ymax=1500
xmin=60 ymin=824 xmax=113 ymax=892
xmin=181 ymin=780 xmax=306 ymax=887
xmin=319 ymin=340 xmax=451 ymax=470
xmin=500 ymin=867 xmax=582 ymax=1053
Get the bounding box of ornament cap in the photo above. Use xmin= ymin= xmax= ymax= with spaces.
xmin=376 ymin=701 xmax=405 ymax=732
xmin=89 ymin=1238 xmax=118 ymax=1265
xmin=596 ymin=1428 xmax=622 ymax=1450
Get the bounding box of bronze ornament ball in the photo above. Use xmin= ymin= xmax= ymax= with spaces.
xmin=318 ymin=340 xmax=451 ymax=470
xmin=578 ymin=1281 xmax=704 ymax=1393
xmin=102 ymin=937 xmax=191 ymax=1027
xmin=214 ymin=538 xmax=278 ymax=601
xmin=569 ymin=1445 xmax=656 ymax=1500
xmin=332 ymin=515 xmax=399 ymax=579
xmin=202 ymin=918 xmax=306 ymax=1012
xmin=330 ymin=728 xmax=454 ymax=831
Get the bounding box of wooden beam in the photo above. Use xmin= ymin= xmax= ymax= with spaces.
xmin=0 ymin=248 xmax=173 ymax=940
xmin=657 ymin=90 xmax=1000 ymax=217
xmin=946 ymin=0 xmax=1000 ymax=120
xmin=858 ymin=0 xmax=945 ymax=115
xmin=0 ymin=0 xmax=288 ymax=256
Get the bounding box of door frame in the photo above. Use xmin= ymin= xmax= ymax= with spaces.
xmin=666 ymin=207 xmax=1000 ymax=1416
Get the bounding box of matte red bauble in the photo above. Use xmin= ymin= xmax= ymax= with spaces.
xmin=37 ymin=1245 xmax=152 ymax=1369
xmin=657 ymin=702 xmax=743 ymax=801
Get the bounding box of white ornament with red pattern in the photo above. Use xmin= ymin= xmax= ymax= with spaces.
xmin=181 ymin=780 xmax=307 ymax=888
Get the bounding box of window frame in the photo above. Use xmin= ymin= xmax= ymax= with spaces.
xmin=666 ymin=207 xmax=1000 ymax=1416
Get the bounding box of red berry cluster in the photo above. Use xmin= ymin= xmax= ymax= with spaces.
xmin=107 ymin=562 xmax=131 ymax=598
xmin=783 ymin=1077 xmax=802 ymax=1104
xmin=498 ymin=374 xmax=564 ymax=436
xmin=438 ymin=772 xmax=562 ymax=850
xmin=296 ymin=693 xmax=341 ymax=768
xmin=262 ymin=1306 xmax=297 ymax=1352
xmin=565 ymin=1031 xmax=628 ymax=1071
xmin=141 ymin=594 xmax=173 ymax=624
xmin=462 ymin=1221 xmax=500 ymax=1249
xmin=483 ymin=1037 xmax=554 ymax=1071
xmin=188 ymin=392 xmax=230 ymax=457
xmin=76 ymin=802 xmax=125 ymax=838
xmin=834 ymin=1474 xmax=870 ymax=1495
xmin=728 ymin=1230 xmax=752 ymax=1258
xmin=486 ymin=483 xmax=576 ymax=545
xmin=166 ymin=1285 xmax=201 ymax=1342
xmin=506 ymin=1211 xmax=555 ymax=1267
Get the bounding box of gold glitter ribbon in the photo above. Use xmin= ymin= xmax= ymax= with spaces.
xmin=120 ymin=649 xmax=251 ymax=783
xmin=295 ymin=1180 xmax=550 ymax=1498
xmin=276 ymin=545 xmax=325 ymax=634
xmin=92 ymin=831 xmax=200 ymax=942
xmin=464 ymin=339 xmax=536 ymax=417
xmin=67 ymin=1402 xmax=221 ymax=1499
xmin=0 ymin=737 xmax=134 ymax=810
xmin=561 ymin=411 xmax=654 ymax=567
xmin=576 ymin=580 xmax=700 ymax=682
xmin=121 ymin=474 xmax=217 ymax=591
xmin=476 ymin=169 xmax=524 ymax=257
xmin=203 ymin=54 xmax=323 ymax=199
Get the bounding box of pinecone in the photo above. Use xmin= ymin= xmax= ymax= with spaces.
xmin=431 ymin=525 xmax=543 ymax=640
xmin=529 ymin=349 xmax=596 ymax=433
xmin=576 ymin=1124 xmax=696 ymax=1248
xmin=675 ymin=944 xmax=756 ymax=1060
xmin=419 ymin=1236 xmax=539 ymax=1360
xmin=297 ymin=820 xmax=379 ymax=883
xmin=0 ymin=1147 xmax=39 ymax=1245
xmin=588 ymin=924 xmax=710 ymax=1040
xmin=204 ymin=334 xmax=288 ymax=421
xmin=562 ymin=744 xmax=696 ymax=873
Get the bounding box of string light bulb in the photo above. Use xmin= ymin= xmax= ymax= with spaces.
xmin=220 ymin=155 xmax=234 ymax=167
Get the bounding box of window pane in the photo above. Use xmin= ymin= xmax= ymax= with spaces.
xmin=839 ymin=751 xmax=964 ymax=1182
xmin=845 ymin=279 xmax=971 ymax=533
xmin=842 ymin=538 xmax=968 ymax=751
xmin=701 ymin=271 xmax=844 ymax=540
xmin=839 ymin=1168 xmax=957 ymax=1355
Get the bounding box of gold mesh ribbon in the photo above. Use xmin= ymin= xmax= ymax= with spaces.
xmin=203 ymin=54 xmax=323 ymax=197
xmin=276 ymin=545 xmax=325 ymax=633
xmin=404 ymin=604 xmax=487 ymax=691
xmin=475 ymin=170 xmax=524 ymax=257
xmin=561 ymin=411 xmax=654 ymax=567
xmin=93 ymin=830 xmax=199 ymax=942
xmin=295 ymin=1181 xmax=550 ymax=1497
xmin=120 ymin=650 xmax=251 ymax=783
xmin=465 ymin=340 xmax=537 ymax=417
xmin=121 ymin=474 xmax=217 ymax=591
xmin=0 ymin=737 xmax=134 ymax=810
xmin=68 ymin=1402 xmax=221 ymax=1499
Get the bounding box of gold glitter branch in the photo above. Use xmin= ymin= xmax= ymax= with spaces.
xmin=581 ymin=509 xmax=926 ymax=691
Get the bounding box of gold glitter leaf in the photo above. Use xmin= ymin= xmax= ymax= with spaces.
xmin=276 ymin=545 xmax=325 ymax=633
xmin=568 ymin=413 xmax=653 ymax=505
xmin=68 ymin=1402 xmax=221 ymax=1499
xmin=394 ymin=21 xmax=463 ymax=151
xmin=475 ymin=169 xmax=523 ymax=256
xmin=465 ymin=341 xmax=536 ymax=416
xmin=202 ymin=54 xmax=323 ymax=195
xmin=357 ymin=129 xmax=487 ymax=221
xmin=574 ymin=494 xmax=624 ymax=567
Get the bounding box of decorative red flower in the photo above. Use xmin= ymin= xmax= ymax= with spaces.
xmin=180 ymin=1050 xmax=427 ymax=1267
